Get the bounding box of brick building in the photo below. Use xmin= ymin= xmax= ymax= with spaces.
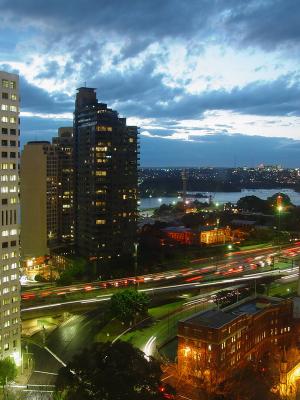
xmin=178 ymin=295 xmax=293 ymax=387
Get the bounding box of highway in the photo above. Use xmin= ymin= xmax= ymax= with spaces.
xmin=21 ymin=268 xmax=289 ymax=314
xmin=21 ymin=242 xmax=300 ymax=308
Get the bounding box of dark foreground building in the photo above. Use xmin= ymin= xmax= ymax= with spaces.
xmin=74 ymin=87 xmax=139 ymax=264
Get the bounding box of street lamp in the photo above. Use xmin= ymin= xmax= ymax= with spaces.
xmin=277 ymin=204 xmax=283 ymax=252
xmin=134 ymin=242 xmax=139 ymax=287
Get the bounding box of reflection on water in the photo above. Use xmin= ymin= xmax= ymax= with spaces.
xmin=140 ymin=188 xmax=300 ymax=210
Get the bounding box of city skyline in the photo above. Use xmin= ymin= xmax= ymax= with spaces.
xmin=1 ymin=0 xmax=300 ymax=166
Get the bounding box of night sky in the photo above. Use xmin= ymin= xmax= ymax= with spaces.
xmin=1 ymin=0 xmax=300 ymax=167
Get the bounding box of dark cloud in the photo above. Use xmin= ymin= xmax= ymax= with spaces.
xmin=20 ymin=78 xmax=73 ymax=114
xmin=225 ymin=0 xmax=300 ymax=51
xmin=113 ymin=73 xmax=300 ymax=119
xmin=141 ymin=134 xmax=300 ymax=167
xmin=1 ymin=0 xmax=299 ymax=56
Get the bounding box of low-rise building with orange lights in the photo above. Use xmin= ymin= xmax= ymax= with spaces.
xmin=178 ymin=295 xmax=293 ymax=387
xmin=163 ymin=226 xmax=195 ymax=245
xmin=199 ymin=226 xmax=231 ymax=245
xmin=162 ymin=225 xmax=231 ymax=246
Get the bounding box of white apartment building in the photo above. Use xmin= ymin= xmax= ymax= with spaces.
xmin=0 ymin=71 xmax=21 ymax=365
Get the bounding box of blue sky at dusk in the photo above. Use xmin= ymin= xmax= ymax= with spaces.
xmin=1 ymin=0 xmax=300 ymax=166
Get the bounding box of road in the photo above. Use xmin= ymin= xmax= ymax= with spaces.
xmin=21 ymin=267 xmax=289 ymax=316
xmin=27 ymin=309 xmax=105 ymax=386
xmin=21 ymin=243 xmax=292 ymax=304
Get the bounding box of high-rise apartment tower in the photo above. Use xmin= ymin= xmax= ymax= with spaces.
xmin=0 ymin=71 xmax=21 ymax=364
xmin=21 ymin=128 xmax=74 ymax=269
xmin=74 ymin=87 xmax=138 ymax=263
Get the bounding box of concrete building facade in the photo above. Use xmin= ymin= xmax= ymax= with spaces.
xmin=20 ymin=128 xmax=74 ymax=277
xmin=0 ymin=71 xmax=21 ymax=364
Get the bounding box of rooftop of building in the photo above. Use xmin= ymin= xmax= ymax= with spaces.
xmin=163 ymin=225 xmax=227 ymax=233
xmin=27 ymin=141 xmax=50 ymax=145
xmin=181 ymin=295 xmax=285 ymax=329
xmin=163 ymin=226 xmax=192 ymax=233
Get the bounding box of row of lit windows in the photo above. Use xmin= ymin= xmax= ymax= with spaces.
xmin=95 ymin=170 xmax=106 ymax=176
xmin=1 ymin=80 xmax=16 ymax=90
xmin=0 ymin=175 xmax=17 ymax=182
xmin=3 ymin=318 xmax=18 ymax=328
xmin=1 ymin=252 xmax=18 ymax=260
xmin=1 ymin=229 xmax=17 ymax=237
xmin=2 ymin=263 xmax=18 ymax=272
xmin=2 ymin=286 xmax=18 ymax=294
xmin=2 ymin=296 xmax=18 ymax=305
xmin=1 ymin=274 xmax=17 ymax=283
xmin=1 ymin=116 xmax=17 ymax=124
xmin=0 ymin=186 xmax=17 ymax=193
xmin=0 ymin=163 xmax=16 ymax=170
xmin=96 ymin=126 xmax=112 ymax=132
xmin=0 ymin=105 xmax=17 ymax=112
xmin=1 ymin=92 xmax=17 ymax=101
xmin=96 ymin=219 xmax=106 ymax=225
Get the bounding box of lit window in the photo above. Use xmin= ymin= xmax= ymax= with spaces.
xmin=96 ymin=171 xmax=106 ymax=176
xmin=9 ymin=106 xmax=17 ymax=112
xmin=9 ymin=117 xmax=16 ymax=124
xmin=96 ymin=219 xmax=106 ymax=225
xmin=1 ymin=105 xmax=8 ymax=111
xmin=1 ymin=116 xmax=8 ymax=123
xmin=10 ymin=94 xmax=17 ymax=101
xmin=2 ymin=79 xmax=9 ymax=88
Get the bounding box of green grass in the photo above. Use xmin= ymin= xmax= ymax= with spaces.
xmin=269 ymin=281 xmax=297 ymax=297
xmin=239 ymin=243 xmax=272 ymax=251
xmin=149 ymin=300 xmax=184 ymax=319
xmin=121 ymin=302 xmax=213 ymax=352
xmin=95 ymin=318 xmax=125 ymax=342
xmin=95 ymin=300 xmax=185 ymax=344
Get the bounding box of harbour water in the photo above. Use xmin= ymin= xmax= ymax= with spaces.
xmin=140 ymin=188 xmax=300 ymax=210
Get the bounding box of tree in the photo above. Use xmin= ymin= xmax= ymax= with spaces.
xmin=217 ymin=362 xmax=280 ymax=400
xmin=237 ymin=196 xmax=269 ymax=213
xmin=0 ymin=357 xmax=17 ymax=390
xmin=55 ymin=341 xmax=170 ymax=400
xmin=267 ymin=192 xmax=293 ymax=209
xmin=110 ymin=288 xmax=150 ymax=325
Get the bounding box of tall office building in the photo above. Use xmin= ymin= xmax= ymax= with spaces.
xmin=0 ymin=71 xmax=21 ymax=364
xmin=74 ymin=87 xmax=138 ymax=264
xmin=20 ymin=128 xmax=74 ymax=274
